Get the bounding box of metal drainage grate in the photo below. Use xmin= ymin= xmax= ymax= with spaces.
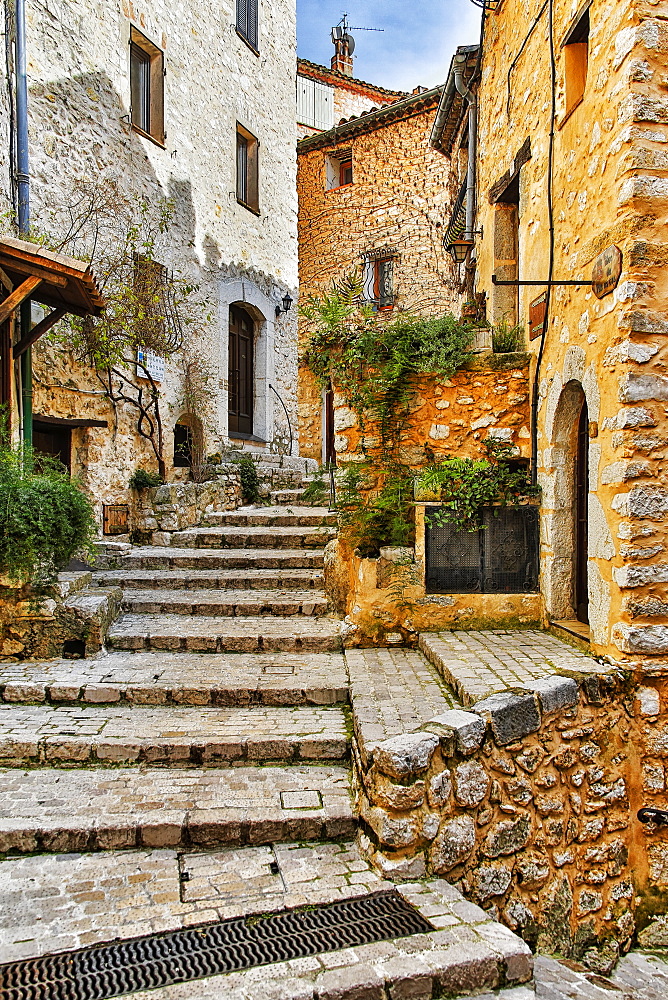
xmin=0 ymin=891 xmax=433 ymax=1000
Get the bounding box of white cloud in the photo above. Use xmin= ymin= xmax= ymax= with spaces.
xmin=297 ymin=0 xmax=481 ymax=92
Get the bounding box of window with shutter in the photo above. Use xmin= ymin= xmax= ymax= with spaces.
xmin=236 ymin=124 xmax=259 ymax=213
xmin=237 ymin=0 xmax=259 ymax=52
xmin=129 ymin=26 xmax=165 ymax=146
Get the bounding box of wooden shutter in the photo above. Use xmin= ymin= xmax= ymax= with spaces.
xmin=236 ymin=0 xmax=247 ymax=36
xmin=314 ymin=81 xmax=334 ymax=130
xmin=297 ymin=75 xmax=314 ymax=126
xmin=247 ymin=0 xmax=258 ymax=50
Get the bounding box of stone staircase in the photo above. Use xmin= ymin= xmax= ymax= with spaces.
xmin=0 ymin=500 xmax=534 ymax=999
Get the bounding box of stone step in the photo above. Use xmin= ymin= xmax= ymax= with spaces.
xmin=107 ymin=614 xmax=342 ymax=653
xmin=110 ymin=547 xmax=326 ymax=570
xmin=0 ymin=840 xmax=533 ymax=997
xmin=0 ymin=765 xmax=354 ymax=856
xmin=169 ymin=525 xmax=336 ymax=550
xmin=0 ymin=650 xmax=349 ymax=707
xmin=92 ymin=567 xmax=325 ymax=592
xmin=271 ymin=488 xmax=308 ymax=504
xmin=120 ymin=589 xmax=330 ymax=617
xmin=0 ymin=703 xmax=349 ymax=767
xmin=202 ymin=505 xmax=337 ymax=528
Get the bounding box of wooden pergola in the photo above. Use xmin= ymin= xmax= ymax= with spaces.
xmin=0 ymin=235 xmax=105 ymax=434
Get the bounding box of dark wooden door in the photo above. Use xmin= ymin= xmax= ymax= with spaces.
xmin=33 ymin=421 xmax=72 ymax=473
xmin=228 ymin=306 xmax=254 ymax=435
xmin=575 ymin=400 xmax=589 ymax=624
xmin=324 ymin=384 xmax=336 ymax=467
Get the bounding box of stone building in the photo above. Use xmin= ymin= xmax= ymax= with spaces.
xmin=297 ymin=55 xmax=405 ymax=140
xmin=432 ymin=0 xmax=668 ymax=666
xmin=0 ymin=0 xmax=300 ymax=521
xmin=297 ymin=83 xmax=461 ymax=465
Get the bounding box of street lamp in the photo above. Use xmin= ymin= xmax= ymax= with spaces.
xmin=447 ymin=238 xmax=474 ymax=264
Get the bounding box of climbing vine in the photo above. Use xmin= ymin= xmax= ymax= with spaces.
xmin=301 ymin=274 xmax=477 ymax=552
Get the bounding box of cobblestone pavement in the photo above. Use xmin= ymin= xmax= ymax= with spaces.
xmin=0 ymin=703 xmax=349 ymax=765
xmin=347 ymin=648 xmax=461 ymax=760
xmin=107 ymin=613 xmax=342 ymax=653
xmin=0 ymin=650 xmax=349 ymax=706
xmin=0 ymin=841 xmax=531 ymax=999
xmin=0 ymin=764 xmax=354 ymax=854
xmin=420 ymin=630 xmax=608 ymax=706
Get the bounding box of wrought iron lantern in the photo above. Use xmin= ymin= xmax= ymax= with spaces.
xmin=275 ymin=293 xmax=293 ymax=317
xmin=447 ymin=238 xmax=474 ymax=265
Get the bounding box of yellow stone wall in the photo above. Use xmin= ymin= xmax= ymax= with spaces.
xmin=474 ymin=0 xmax=668 ymax=664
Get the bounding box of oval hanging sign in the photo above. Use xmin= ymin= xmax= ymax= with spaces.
xmin=592 ymin=245 xmax=622 ymax=299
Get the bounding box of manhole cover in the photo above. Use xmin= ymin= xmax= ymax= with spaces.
xmin=0 ymin=891 xmax=432 ymax=1000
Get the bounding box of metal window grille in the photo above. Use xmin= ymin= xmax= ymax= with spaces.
xmin=425 ymin=505 xmax=539 ymax=594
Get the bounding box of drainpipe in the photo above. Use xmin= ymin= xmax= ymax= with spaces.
xmin=16 ymin=0 xmax=32 ymax=446
xmin=453 ymin=53 xmax=477 ymax=243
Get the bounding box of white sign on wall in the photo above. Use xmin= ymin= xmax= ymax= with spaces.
xmin=136 ymin=347 xmax=165 ymax=383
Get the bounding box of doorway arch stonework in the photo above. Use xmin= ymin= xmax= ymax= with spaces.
xmin=540 ymin=351 xmax=611 ymax=643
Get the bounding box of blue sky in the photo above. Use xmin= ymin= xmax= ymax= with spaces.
xmin=297 ymin=1 xmax=482 ymax=92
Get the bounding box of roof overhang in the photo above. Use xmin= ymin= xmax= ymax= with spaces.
xmin=430 ymin=45 xmax=480 ymax=155
xmin=0 ymin=236 xmax=105 ymax=318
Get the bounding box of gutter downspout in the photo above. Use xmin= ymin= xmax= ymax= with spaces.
xmin=453 ymin=54 xmax=477 ymax=244
xmin=16 ymin=0 xmax=32 ymax=446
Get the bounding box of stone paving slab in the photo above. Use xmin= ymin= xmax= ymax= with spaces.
xmin=0 ymin=765 xmax=354 ymax=855
xmin=346 ymin=648 xmax=461 ymax=765
xmin=107 ymin=614 xmax=342 ymax=653
xmin=116 ymin=548 xmax=326 ymax=570
xmin=92 ymin=568 xmax=326 ymax=591
xmin=0 ymin=650 xmax=349 ymax=706
xmin=535 ymin=953 xmax=668 ymax=1000
xmin=120 ymin=589 xmax=329 ymax=617
xmin=203 ymin=506 xmax=337 ymax=527
xmin=0 ymin=841 xmax=532 ymax=998
xmin=170 ymin=525 xmax=336 ymax=550
xmin=0 ymin=703 xmax=349 ymax=766
xmin=420 ymin=630 xmax=610 ymax=707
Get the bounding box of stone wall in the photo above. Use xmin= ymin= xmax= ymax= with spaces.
xmin=472 ymin=0 xmax=668 ymax=664
xmin=297 ymin=94 xmax=460 ymax=462
xmin=355 ymin=660 xmax=639 ymax=971
xmin=131 ymin=475 xmax=243 ymax=545
xmin=1 ymin=0 xmax=299 ymax=521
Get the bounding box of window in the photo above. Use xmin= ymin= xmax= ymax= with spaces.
xmin=237 ymin=124 xmax=259 ymax=213
xmin=297 ymin=75 xmax=334 ymax=131
xmin=425 ymin=506 xmax=539 ymax=595
xmin=363 ymin=250 xmax=397 ymax=310
xmin=563 ymin=6 xmax=589 ymax=116
xmin=129 ymin=26 xmax=164 ymax=145
xmin=325 ymin=149 xmax=353 ymax=190
xmin=236 ymin=0 xmax=259 ymax=51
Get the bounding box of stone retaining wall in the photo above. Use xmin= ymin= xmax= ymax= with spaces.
xmin=131 ymin=475 xmax=243 ymax=545
xmin=354 ymin=660 xmax=640 ymax=972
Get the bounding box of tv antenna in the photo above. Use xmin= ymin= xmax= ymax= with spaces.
xmin=331 ymin=12 xmax=384 ymax=55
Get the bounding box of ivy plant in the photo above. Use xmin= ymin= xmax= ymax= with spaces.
xmin=415 ymin=439 xmax=540 ymax=532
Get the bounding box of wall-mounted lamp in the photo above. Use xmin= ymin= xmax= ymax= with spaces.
xmin=275 ymin=293 xmax=293 ymax=317
xmin=447 ymin=238 xmax=474 ymax=264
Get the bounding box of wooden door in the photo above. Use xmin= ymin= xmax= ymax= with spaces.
xmin=575 ymin=401 xmax=589 ymax=624
xmin=324 ymin=384 xmax=336 ymax=467
xmin=228 ymin=306 xmax=254 ymax=435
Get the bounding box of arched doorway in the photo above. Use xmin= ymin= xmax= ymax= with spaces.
xmin=574 ymin=397 xmax=589 ymax=624
xmin=228 ymin=305 xmax=254 ymax=435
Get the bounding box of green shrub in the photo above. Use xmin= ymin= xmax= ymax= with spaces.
xmin=233 ymin=454 xmax=262 ymax=504
xmin=129 ymin=468 xmax=163 ymax=490
xmin=338 ymin=463 xmax=414 ymax=556
xmin=492 ymin=319 xmax=525 ymax=354
xmin=0 ymin=444 xmax=97 ymax=583
xmin=302 ymin=466 xmax=329 ymax=505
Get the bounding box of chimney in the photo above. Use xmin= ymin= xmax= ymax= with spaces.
xmin=332 ymin=36 xmax=353 ymax=76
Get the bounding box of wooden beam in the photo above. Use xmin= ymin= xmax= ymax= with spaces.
xmin=13 ymin=305 xmax=67 ymax=359
xmin=0 ymin=257 xmax=68 ymax=288
xmin=0 ymin=265 xmax=13 ymax=292
xmin=0 ymin=276 xmax=43 ymax=326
